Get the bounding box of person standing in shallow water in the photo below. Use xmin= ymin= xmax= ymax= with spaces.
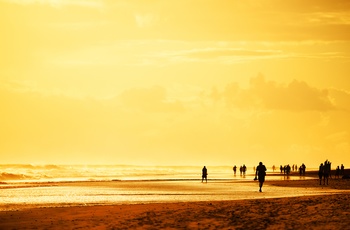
xmin=202 ymin=166 xmax=208 ymax=183
xmin=233 ymin=165 xmax=237 ymax=175
xmin=255 ymin=162 xmax=267 ymax=192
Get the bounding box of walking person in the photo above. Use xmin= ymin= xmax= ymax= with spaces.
xmin=202 ymin=166 xmax=208 ymax=183
xmin=255 ymin=162 xmax=267 ymax=192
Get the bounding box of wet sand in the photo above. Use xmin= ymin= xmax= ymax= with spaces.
xmin=0 ymin=177 xmax=349 ymax=229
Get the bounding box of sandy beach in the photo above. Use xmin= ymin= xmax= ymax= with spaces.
xmin=3 ymin=0 xmax=350 ymax=228
xmin=1 ymin=177 xmax=349 ymax=230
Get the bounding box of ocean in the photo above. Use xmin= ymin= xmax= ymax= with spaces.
xmin=0 ymin=164 xmax=246 ymax=182
xmin=0 ymin=164 xmax=320 ymax=211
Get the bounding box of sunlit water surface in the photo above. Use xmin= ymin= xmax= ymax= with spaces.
xmin=0 ymin=165 xmax=331 ymax=211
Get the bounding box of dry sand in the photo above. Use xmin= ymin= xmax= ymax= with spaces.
xmin=0 ymin=178 xmax=349 ymax=230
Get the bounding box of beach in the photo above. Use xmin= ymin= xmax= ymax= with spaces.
xmin=1 ymin=177 xmax=349 ymax=229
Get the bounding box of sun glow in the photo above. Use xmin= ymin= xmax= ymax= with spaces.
xmin=1 ymin=0 xmax=350 ymax=168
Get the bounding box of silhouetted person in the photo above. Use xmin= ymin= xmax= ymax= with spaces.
xmin=301 ymin=163 xmax=306 ymax=175
xmin=327 ymin=160 xmax=332 ymax=179
xmin=335 ymin=166 xmax=340 ymax=179
xmin=341 ymin=164 xmax=345 ymax=175
xmin=202 ymin=166 xmax=207 ymax=183
xmin=286 ymin=164 xmax=291 ymax=175
xmin=318 ymin=163 xmax=324 ymax=185
xmin=242 ymin=164 xmax=247 ymax=176
xmin=233 ymin=165 xmax=237 ymax=175
xmin=255 ymin=162 xmax=267 ymax=192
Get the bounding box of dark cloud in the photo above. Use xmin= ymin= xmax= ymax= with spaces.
xmin=223 ymin=75 xmax=335 ymax=111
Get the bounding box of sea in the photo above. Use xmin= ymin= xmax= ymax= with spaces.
xmin=0 ymin=164 xmax=322 ymax=211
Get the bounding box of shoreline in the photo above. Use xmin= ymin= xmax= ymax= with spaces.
xmin=1 ymin=178 xmax=349 ymax=229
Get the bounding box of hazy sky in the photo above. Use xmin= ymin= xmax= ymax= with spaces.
xmin=1 ymin=0 xmax=350 ymax=168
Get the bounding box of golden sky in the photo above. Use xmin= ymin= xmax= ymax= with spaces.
xmin=1 ymin=0 xmax=350 ymax=168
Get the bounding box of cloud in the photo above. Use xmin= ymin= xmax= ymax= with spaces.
xmin=0 ymin=83 xmax=187 ymax=163
xmin=1 ymin=75 xmax=350 ymax=166
xmin=172 ymin=48 xmax=286 ymax=62
xmin=4 ymin=0 xmax=350 ymax=42
xmin=222 ymin=75 xmax=335 ymax=111
xmin=306 ymin=12 xmax=350 ymax=25
xmin=185 ymin=48 xmax=282 ymax=59
xmin=143 ymin=41 xmax=350 ymax=66
xmin=39 ymin=37 xmax=350 ymax=69
xmin=329 ymin=88 xmax=350 ymax=111
xmin=148 ymin=47 xmax=288 ymax=65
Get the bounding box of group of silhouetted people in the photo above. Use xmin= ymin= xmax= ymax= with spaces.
xmin=202 ymin=160 xmax=346 ymax=192
xmin=202 ymin=162 xmax=267 ymax=192
xmin=335 ymin=164 xmax=345 ymax=179
xmin=319 ymin=160 xmax=346 ymax=185
xmin=319 ymin=160 xmax=331 ymax=185
xmin=299 ymin=164 xmax=306 ymax=176
xmin=279 ymin=163 xmax=306 ymax=176
xmin=232 ymin=164 xmax=248 ymax=176
xmin=280 ymin=164 xmax=291 ymax=174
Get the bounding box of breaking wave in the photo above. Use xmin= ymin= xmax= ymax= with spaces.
xmin=0 ymin=172 xmax=33 ymax=181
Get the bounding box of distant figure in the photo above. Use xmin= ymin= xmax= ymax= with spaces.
xmin=272 ymin=165 xmax=276 ymax=172
xmin=318 ymin=163 xmax=324 ymax=185
xmin=242 ymin=164 xmax=247 ymax=176
xmin=233 ymin=165 xmax=237 ymax=175
xmin=280 ymin=165 xmax=283 ymax=173
xmin=286 ymin=164 xmax=291 ymax=175
xmin=255 ymin=162 xmax=267 ymax=192
xmin=341 ymin=164 xmax=345 ymax=175
xmin=301 ymin=163 xmax=306 ymax=175
xmin=239 ymin=166 xmax=243 ymax=175
xmin=335 ymin=166 xmax=340 ymax=179
xmin=202 ymin=166 xmax=208 ymax=183
xmin=327 ymin=160 xmax=332 ymax=179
